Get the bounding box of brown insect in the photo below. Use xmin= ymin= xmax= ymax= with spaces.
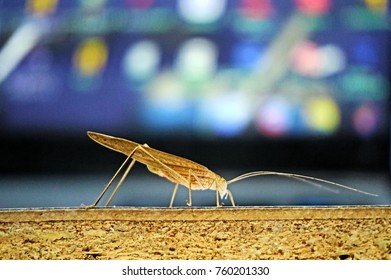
xmin=85 ymin=131 xmax=378 ymax=208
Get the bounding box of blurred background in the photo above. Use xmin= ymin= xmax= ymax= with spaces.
xmin=0 ymin=0 xmax=391 ymax=207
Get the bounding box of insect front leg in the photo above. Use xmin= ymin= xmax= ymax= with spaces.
xmin=227 ymin=189 xmax=235 ymax=207
xmin=215 ymin=189 xmax=236 ymax=207
xmin=212 ymin=179 xmax=235 ymax=207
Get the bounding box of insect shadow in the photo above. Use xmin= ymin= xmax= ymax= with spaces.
xmin=84 ymin=131 xmax=378 ymax=208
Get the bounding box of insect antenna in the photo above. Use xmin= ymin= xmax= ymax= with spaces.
xmin=227 ymin=171 xmax=379 ymax=197
xmin=229 ymin=171 xmax=338 ymax=193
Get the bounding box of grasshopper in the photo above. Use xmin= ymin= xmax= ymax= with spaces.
xmin=85 ymin=131 xmax=377 ymax=207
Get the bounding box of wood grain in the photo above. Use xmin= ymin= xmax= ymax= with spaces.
xmin=1 ymin=206 xmax=390 ymax=260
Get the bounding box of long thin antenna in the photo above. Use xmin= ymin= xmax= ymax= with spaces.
xmin=227 ymin=171 xmax=378 ymax=197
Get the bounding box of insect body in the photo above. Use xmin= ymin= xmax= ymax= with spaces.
xmin=86 ymin=131 xmax=378 ymax=208
xmin=86 ymin=131 xmax=231 ymax=207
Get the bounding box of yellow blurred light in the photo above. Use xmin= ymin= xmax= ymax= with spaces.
xmin=27 ymin=0 xmax=58 ymax=15
xmin=305 ymin=96 xmax=340 ymax=133
xmin=74 ymin=38 xmax=108 ymax=76
xmin=365 ymin=0 xmax=388 ymax=12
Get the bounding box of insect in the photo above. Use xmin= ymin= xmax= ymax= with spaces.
xmin=85 ymin=131 xmax=378 ymax=208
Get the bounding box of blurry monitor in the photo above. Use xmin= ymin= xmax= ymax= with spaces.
xmin=0 ymin=0 xmax=389 ymax=173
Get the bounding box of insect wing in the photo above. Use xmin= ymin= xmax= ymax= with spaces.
xmin=87 ymin=131 xmax=139 ymax=155
xmin=139 ymin=146 xmax=220 ymax=190
xmin=87 ymin=131 xmax=219 ymax=189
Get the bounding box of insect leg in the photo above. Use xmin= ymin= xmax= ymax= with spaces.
xmin=169 ymin=183 xmax=179 ymax=208
xmin=86 ymin=145 xmax=142 ymax=208
xmin=227 ymin=189 xmax=236 ymax=207
xmin=84 ymin=152 xmax=134 ymax=208
xmin=214 ymin=185 xmax=235 ymax=207
xmin=131 ymin=146 xmax=190 ymax=206
xmin=104 ymin=157 xmax=137 ymax=206
xmin=103 ymin=144 xmax=155 ymax=206
xmin=186 ymin=170 xmax=192 ymax=206
xmin=130 ymin=146 xmax=218 ymax=207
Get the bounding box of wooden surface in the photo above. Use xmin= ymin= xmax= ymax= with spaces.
xmin=1 ymin=206 xmax=391 ymax=260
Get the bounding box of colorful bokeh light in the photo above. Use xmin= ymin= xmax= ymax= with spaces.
xmin=73 ymin=38 xmax=108 ymax=77
xmin=304 ymin=96 xmax=341 ymax=134
xmin=353 ymin=103 xmax=381 ymax=137
xmin=256 ymin=97 xmax=294 ymax=137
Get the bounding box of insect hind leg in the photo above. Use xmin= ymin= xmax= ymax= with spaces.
xmin=104 ymin=157 xmax=136 ymax=206
xmin=84 ymin=145 xmax=140 ymax=208
xmin=169 ymin=183 xmax=179 ymax=208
